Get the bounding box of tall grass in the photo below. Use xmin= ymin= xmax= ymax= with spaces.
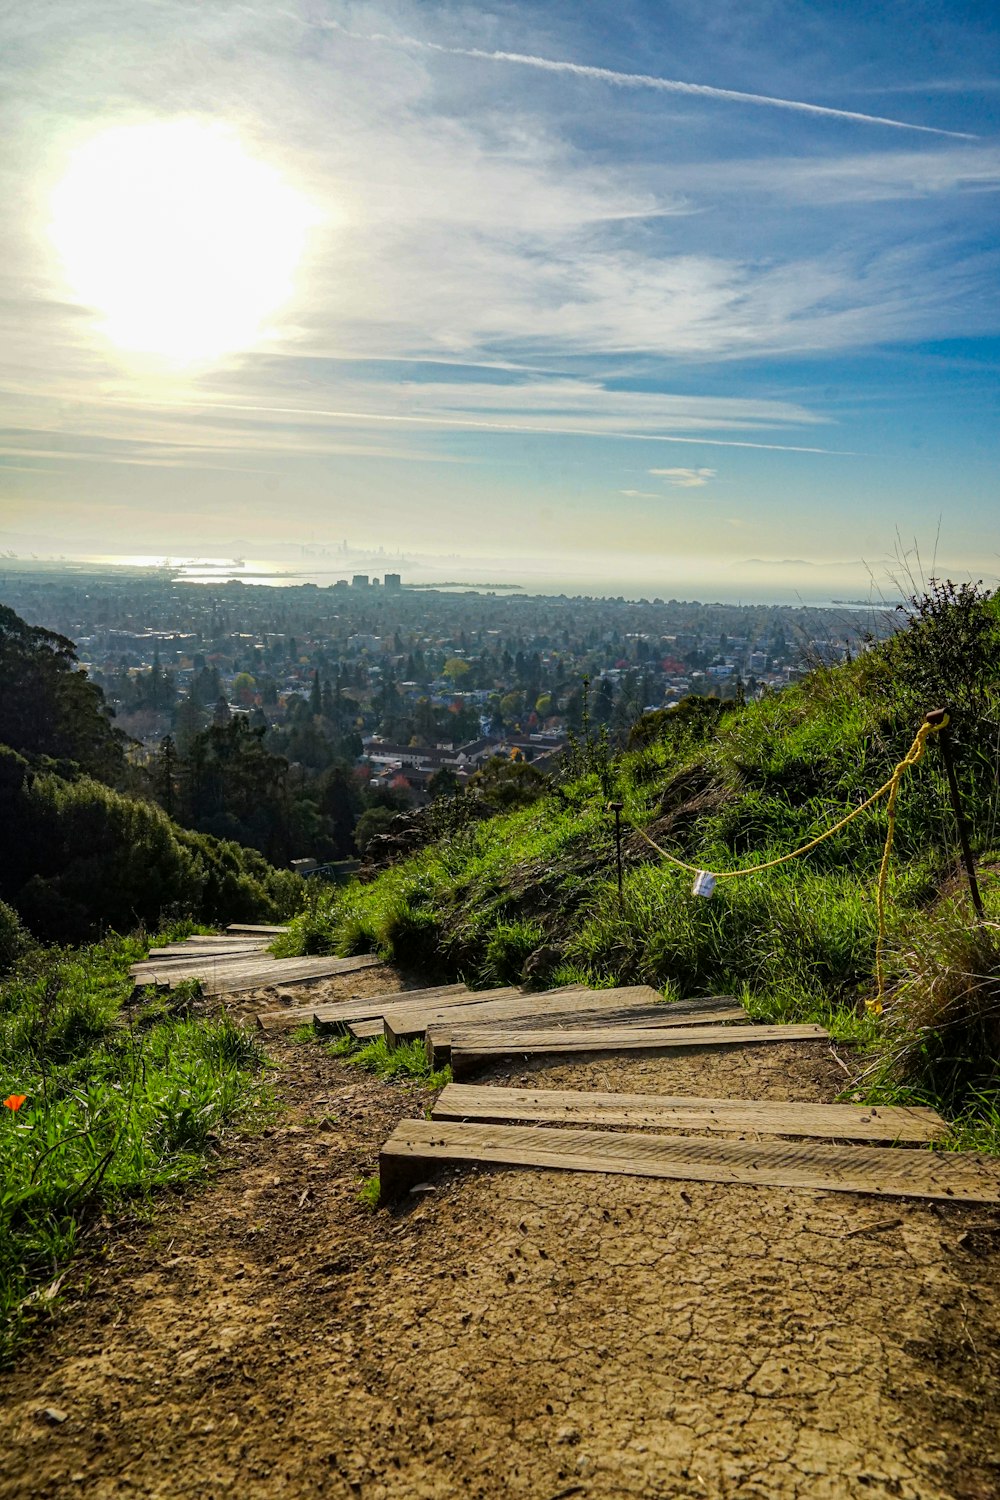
xmin=0 ymin=934 xmax=268 ymax=1364
xmin=277 ymin=619 xmax=1000 ymax=1133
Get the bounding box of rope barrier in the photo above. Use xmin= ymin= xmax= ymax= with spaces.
xmin=623 ymin=714 xmax=947 ymax=1015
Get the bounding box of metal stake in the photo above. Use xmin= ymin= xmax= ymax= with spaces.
xmin=925 ymin=708 xmax=985 ymax=921
xmin=608 ymin=800 xmax=624 ymax=900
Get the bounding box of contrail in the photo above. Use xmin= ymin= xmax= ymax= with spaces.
xmin=313 ymin=18 xmax=975 ymax=140
xmin=119 ymin=396 xmax=861 ymax=455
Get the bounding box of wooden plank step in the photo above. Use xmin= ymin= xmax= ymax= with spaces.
xmin=131 ymin=947 xmax=341 ymax=980
xmin=448 ymin=1023 xmax=829 ymax=1079
xmin=200 ymin=955 xmax=383 ymax=997
xmin=181 ymin=933 xmax=273 ymax=944
xmin=226 ymin=924 xmax=289 ymax=935
xmin=383 ymin=985 xmax=704 ymax=1049
xmin=140 ymin=942 xmax=268 ymax=961
xmin=423 ymin=1002 xmax=748 ymax=1065
xmin=349 ymin=1019 xmax=386 ymax=1040
xmin=432 ymin=1084 xmax=949 ymax=1143
xmin=137 ymin=954 xmax=383 ymax=997
xmin=311 ymin=984 xmax=477 ymax=1034
xmin=257 ymin=983 xmax=470 ymax=1033
xmin=131 ymin=953 xmax=283 ymax=981
xmin=379 ymin=1120 xmax=1000 ymax=1205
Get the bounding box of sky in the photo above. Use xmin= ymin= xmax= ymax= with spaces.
xmin=1 ymin=0 xmax=999 ymax=601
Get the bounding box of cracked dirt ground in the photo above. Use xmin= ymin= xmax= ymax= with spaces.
xmin=2 ymin=973 xmax=1000 ymax=1500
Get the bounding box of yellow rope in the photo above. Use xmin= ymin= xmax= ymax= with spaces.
xmin=626 ymin=715 xmax=946 ymax=1016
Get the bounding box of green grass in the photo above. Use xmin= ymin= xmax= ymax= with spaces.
xmin=275 ymin=602 xmax=1000 ymax=1145
xmin=356 ymin=1174 xmax=381 ymax=1210
xmin=326 ymin=1033 xmax=451 ymax=1090
xmin=0 ymin=933 xmax=270 ymax=1364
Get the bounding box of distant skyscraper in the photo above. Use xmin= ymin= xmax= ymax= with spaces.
xmin=351 ymin=574 xmax=369 ymax=589
xmin=384 ymin=573 xmax=402 ymax=591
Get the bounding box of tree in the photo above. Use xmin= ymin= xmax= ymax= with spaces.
xmin=428 ymin=765 xmax=460 ymax=799
xmin=233 ymin=672 xmax=257 ymax=707
xmin=0 ymin=603 xmax=126 ymax=782
xmin=443 ymin=657 xmax=471 ymax=686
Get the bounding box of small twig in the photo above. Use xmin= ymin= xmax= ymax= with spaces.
xmin=828 ymin=1045 xmax=852 ymax=1078
xmin=844 ymin=1218 xmax=903 ymax=1239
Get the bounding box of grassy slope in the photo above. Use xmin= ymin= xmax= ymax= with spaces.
xmin=281 ymin=639 xmax=1000 ymax=1138
xmin=0 ymin=926 xmax=270 ymax=1363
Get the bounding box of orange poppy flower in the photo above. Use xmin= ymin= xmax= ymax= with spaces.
xmin=3 ymin=1095 xmax=27 ymax=1112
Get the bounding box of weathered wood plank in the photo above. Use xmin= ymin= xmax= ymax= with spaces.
xmin=257 ymin=983 xmax=471 ymax=1033
xmin=131 ymin=952 xmax=281 ymax=981
xmin=137 ymin=954 xmax=382 ymax=996
xmin=311 ymin=984 xmax=475 ymax=1035
xmin=199 ymin=954 xmax=383 ymax=996
xmin=448 ymin=1023 xmax=829 ymax=1079
xmin=432 ymin=1084 xmax=948 ymax=1143
xmin=225 ymin=924 xmax=289 ymax=935
xmin=139 ymin=942 xmax=268 ymax=961
xmin=348 ymin=1019 xmax=386 ymax=1040
xmin=423 ymin=1003 xmax=748 ymax=1065
xmin=379 ymin=1119 xmax=999 ymax=1205
xmin=178 ymin=934 xmax=272 ymax=944
xmin=383 ymin=985 xmax=706 ymax=1049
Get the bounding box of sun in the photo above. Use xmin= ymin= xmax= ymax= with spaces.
xmin=49 ymin=119 xmax=318 ymax=367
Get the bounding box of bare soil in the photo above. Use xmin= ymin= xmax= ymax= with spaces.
xmin=3 ymin=973 xmax=1000 ymax=1500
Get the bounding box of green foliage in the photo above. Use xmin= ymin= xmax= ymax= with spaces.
xmin=0 ymin=763 xmax=301 ymax=944
xmin=0 ymin=604 xmax=126 ymax=783
xmin=0 ymin=935 xmax=268 ymax=1363
xmin=355 ymin=805 xmax=399 ymax=853
xmin=327 ymin=1033 xmax=451 ymax=1090
xmin=356 ymin=1174 xmax=381 ymax=1210
xmin=0 ymin=902 xmax=32 ymax=975
xmin=278 ymin=583 xmax=1000 ymax=1136
xmin=483 ymin=919 xmax=545 ymax=985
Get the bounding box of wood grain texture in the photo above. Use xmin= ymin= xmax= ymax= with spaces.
xmin=448 ymin=1023 xmax=829 ymax=1078
xmin=310 ymin=984 xmax=476 ymax=1034
xmin=383 ymin=986 xmax=732 ymax=1049
xmin=423 ymin=1004 xmax=748 ymax=1065
xmin=431 ymin=1084 xmax=947 ymax=1143
xmin=379 ymin=1119 xmax=999 ymax=1204
xmin=225 ymin=924 xmax=289 ymax=935
xmin=134 ymin=953 xmax=382 ymax=996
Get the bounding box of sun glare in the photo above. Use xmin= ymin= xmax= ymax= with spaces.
xmin=49 ymin=119 xmax=317 ymax=366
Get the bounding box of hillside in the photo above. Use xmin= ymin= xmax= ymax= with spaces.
xmin=280 ymin=581 xmax=1000 ymax=1131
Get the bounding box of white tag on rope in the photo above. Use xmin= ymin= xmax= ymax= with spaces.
xmin=692 ymin=871 xmax=717 ymax=899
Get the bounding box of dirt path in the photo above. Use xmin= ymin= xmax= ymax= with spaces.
xmin=2 ymin=977 xmax=1000 ymax=1500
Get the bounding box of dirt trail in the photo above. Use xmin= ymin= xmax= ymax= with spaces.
xmin=2 ymin=975 xmax=1000 ymax=1500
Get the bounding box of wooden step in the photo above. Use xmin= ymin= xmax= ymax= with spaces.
xmin=448 ymin=1022 xmax=829 ymax=1079
xmin=226 ymin=924 xmax=289 ymax=935
xmin=258 ymin=983 xmax=470 ymax=1033
xmin=424 ymin=1000 xmax=747 ymax=1066
xmin=132 ymin=952 xmax=281 ymax=981
xmin=135 ymin=953 xmax=383 ymax=997
xmin=140 ymin=942 xmax=268 ymax=962
xmin=311 ymin=984 xmax=477 ymax=1034
xmin=348 ymin=1019 xmax=385 ymax=1040
xmin=383 ymin=986 xmax=737 ymax=1050
xmin=432 ymin=1084 xmax=948 ymax=1143
xmin=379 ymin=1119 xmax=1000 ymax=1205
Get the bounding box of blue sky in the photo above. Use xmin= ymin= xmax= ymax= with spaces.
xmin=1 ymin=0 xmax=998 ymax=599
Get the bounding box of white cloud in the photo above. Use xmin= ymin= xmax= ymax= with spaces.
xmin=648 ymin=467 xmax=717 ymax=487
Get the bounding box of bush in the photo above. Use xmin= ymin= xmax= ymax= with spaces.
xmin=0 ymin=902 xmax=31 ymax=974
xmin=0 ymin=766 xmax=300 ymax=943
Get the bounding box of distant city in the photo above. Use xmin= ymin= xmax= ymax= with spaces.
xmin=1 ymin=560 xmax=896 ymax=810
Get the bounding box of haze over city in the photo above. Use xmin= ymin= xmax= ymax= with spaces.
xmin=2 ymin=1 xmax=998 ymax=598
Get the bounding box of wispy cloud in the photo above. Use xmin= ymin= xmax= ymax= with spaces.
xmin=317 ymin=19 xmax=975 ymax=139
xmin=649 ymin=466 xmax=717 ymax=486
